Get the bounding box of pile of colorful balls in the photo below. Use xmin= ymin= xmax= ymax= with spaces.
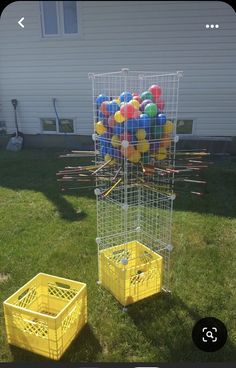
xmin=95 ymin=85 xmax=174 ymax=164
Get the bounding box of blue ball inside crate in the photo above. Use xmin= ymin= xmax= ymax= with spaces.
xmin=98 ymin=111 xmax=106 ymax=120
xmin=120 ymin=91 xmax=133 ymax=103
xmin=96 ymin=94 xmax=110 ymax=106
xmin=138 ymin=114 xmax=151 ymax=129
xmin=125 ymin=118 xmax=139 ymax=133
xmin=113 ymin=124 xmax=125 ymax=135
xmin=106 ymin=101 xmax=120 ymax=114
xmin=156 ymin=113 xmax=167 ymax=125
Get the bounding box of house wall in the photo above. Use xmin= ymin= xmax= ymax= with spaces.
xmin=0 ymin=1 xmax=235 ymax=142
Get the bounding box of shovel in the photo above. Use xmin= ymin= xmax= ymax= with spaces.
xmin=6 ymin=99 xmax=24 ymax=151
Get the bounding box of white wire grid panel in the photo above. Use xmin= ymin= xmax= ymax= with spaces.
xmin=89 ymin=69 xmax=182 ymax=295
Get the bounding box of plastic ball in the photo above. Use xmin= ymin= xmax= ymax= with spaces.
xmin=138 ymin=114 xmax=151 ymax=129
xmin=121 ymin=144 xmax=135 ymax=158
xmin=130 ymin=99 xmax=140 ymax=110
xmin=140 ymin=99 xmax=153 ymax=112
xmin=149 ymin=85 xmax=162 ymax=102
xmin=113 ymin=124 xmax=124 ymax=135
xmin=156 ymin=113 xmax=167 ymax=125
xmin=160 ymin=133 xmax=171 ymax=148
xmin=133 ymin=109 xmax=141 ymax=119
xmin=137 ymin=139 xmax=150 ymax=153
xmin=120 ymin=91 xmax=133 ymax=103
xmin=125 ymin=118 xmax=139 ymax=133
xmin=136 ymin=128 xmax=146 ymax=140
xmin=100 ymin=101 xmax=110 ymax=116
xmin=111 ymin=135 xmax=120 ymax=148
xmin=120 ymin=103 xmax=136 ymax=119
xmin=96 ymin=94 xmax=109 ymax=106
xmin=114 ymin=110 xmax=125 ymax=123
xmin=107 ymin=146 xmax=116 ymax=157
xmin=156 ymin=99 xmax=165 ymax=111
xmin=155 ymin=147 xmax=167 ymax=161
xmin=95 ymin=121 xmax=107 ymax=135
xmin=132 ymin=95 xmax=142 ymax=104
xmin=144 ymin=103 xmax=157 ymax=118
xmin=141 ymin=91 xmax=153 ymax=101
xmin=98 ymin=111 xmax=106 ymax=120
xmin=120 ymin=132 xmax=133 ymax=143
xmin=106 ymin=101 xmax=120 ymax=114
xmin=128 ymin=149 xmax=141 ymax=163
xmin=104 ymin=153 xmax=112 ymax=162
xmin=164 ymin=120 xmax=174 ymax=134
xmin=108 ymin=115 xmax=116 ymax=128
xmin=114 ymin=97 xmax=121 ymax=105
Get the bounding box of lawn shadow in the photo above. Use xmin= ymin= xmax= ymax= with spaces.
xmin=10 ymin=324 xmax=102 ymax=363
xmin=173 ymin=155 xmax=236 ymax=218
xmin=127 ymin=292 xmax=236 ymax=362
xmin=0 ymin=149 xmax=95 ymax=222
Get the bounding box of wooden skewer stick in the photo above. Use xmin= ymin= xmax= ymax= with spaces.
xmin=92 ymin=159 xmax=113 ymax=176
xmin=102 ymin=178 xmax=122 ymax=198
xmin=174 ymin=152 xmax=210 ymax=156
xmin=112 ymin=167 xmax=122 ymax=182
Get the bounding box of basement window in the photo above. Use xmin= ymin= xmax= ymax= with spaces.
xmin=41 ymin=118 xmax=74 ymax=134
xmin=59 ymin=119 xmax=74 ymax=133
xmin=176 ymin=119 xmax=193 ymax=135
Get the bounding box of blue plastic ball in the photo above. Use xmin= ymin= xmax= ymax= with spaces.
xmin=98 ymin=111 xmax=106 ymax=120
xmin=120 ymin=91 xmax=133 ymax=103
xmin=96 ymin=94 xmax=110 ymax=106
xmin=138 ymin=114 xmax=151 ymax=129
xmin=156 ymin=113 xmax=167 ymax=125
xmin=106 ymin=101 xmax=120 ymax=114
xmin=125 ymin=119 xmax=139 ymax=133
xmin=113 ymin=124 xmax=124 ymax=135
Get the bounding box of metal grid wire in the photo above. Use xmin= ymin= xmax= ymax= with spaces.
xmin=89 ymin=69 xmax=182 ymax=295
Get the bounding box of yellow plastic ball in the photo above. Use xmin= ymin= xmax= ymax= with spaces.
xmin=104 ymin=154 xmax=116 ymax=165
xmin=155 ymin=147 xmax=167 ymax=160
xmin=136 ymin=128 xmax=146 ymax=140
xmin=114 ymin=111 xmax=125 ymax=123
xmin=95 ymin=121 xmax=106 ymax=135
xmin=128 ymin=149 xmax=141 ymax=163
xmin=111 ymin=135 xmax=120 ymax=148
xmin=164 ymin=120 xmax=174 ymax=134
xmin=137 ymin=139 xmax=150 ymax=153
xmin=114 ymin=98 xmax=120 ymax=105
xmin=130 ymin=99 xmax=140 ymax=110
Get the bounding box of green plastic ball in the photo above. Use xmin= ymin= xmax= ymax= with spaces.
xmin=144 ymin=103 xmax=157 ymax=118
xmin=141 ymin=91 xmax=153 ymax=101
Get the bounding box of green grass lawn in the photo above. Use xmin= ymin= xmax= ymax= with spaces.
xmin=0 ymin=149 xmax=236 ymax=363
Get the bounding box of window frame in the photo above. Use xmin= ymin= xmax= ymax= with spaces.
xmin=40 ymin=117 xmax=76 ymax=135
xmin=176 ymin=118 xmax=195 ymax=136
xmin=40 ymin=1 xmax=80 ymax=38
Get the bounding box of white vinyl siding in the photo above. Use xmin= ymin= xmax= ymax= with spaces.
xmin=0 ymin=1 xmax=235 ymax=136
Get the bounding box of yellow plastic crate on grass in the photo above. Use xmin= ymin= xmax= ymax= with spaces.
xmin=3 ymin=273 xmax=87 ymax=360
xmin=99 ymin=241 xmax=163 ymax=306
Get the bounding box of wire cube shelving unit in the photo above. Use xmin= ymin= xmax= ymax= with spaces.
xmin=89 ymin=69 xmax=182 ymax=307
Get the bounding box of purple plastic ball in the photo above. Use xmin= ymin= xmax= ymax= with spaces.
xmin=140 ymin=99 xmax=153 ymax=112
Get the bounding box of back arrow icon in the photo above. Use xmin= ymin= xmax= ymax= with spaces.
xmin=18 ymin=17 xmax=24 ymax=28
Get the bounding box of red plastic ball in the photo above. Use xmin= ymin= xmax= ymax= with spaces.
xmin=100 ymin=101 xmax=110 ymax=116
xmin=120 ymin=103 xmax=136 ymax=119
xmin=149 ymin=85 xmax=162 ymax=102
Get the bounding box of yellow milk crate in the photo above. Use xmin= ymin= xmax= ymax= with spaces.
xmin=99 ymin=240 xmax=163 ymax=306
xmin=3 ymin=273 xmax=87 ymax=360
